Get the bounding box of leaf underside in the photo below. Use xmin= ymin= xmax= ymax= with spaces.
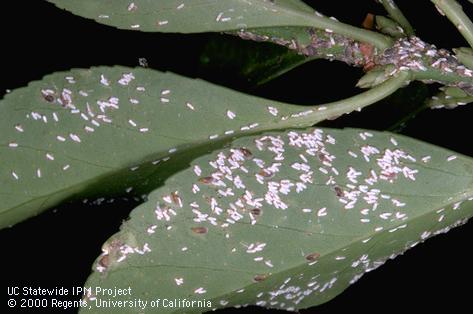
xmin=47 ymin=0 xmax=317 ymax=33
xmin=47 ymin=0 xmax=364 ymax=85
xmin=82 ymin=127 xmax=473 ymax=313
xmin=0 ymin=66 xmax=315 ymax=229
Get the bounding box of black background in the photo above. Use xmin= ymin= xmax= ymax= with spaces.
xmin=1 ymin=1 xmax=472 ymax=313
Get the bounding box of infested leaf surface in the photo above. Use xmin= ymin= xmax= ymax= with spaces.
xmin=47 ymin=0 xmax=320 ymax=33
xmin=82 ymin=127 xmax=473 ymax=313
xmin=0 ymin=66 xmax=318 ymax=229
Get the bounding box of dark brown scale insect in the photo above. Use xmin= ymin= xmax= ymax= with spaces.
xmin=250 ymin=208 xmax=262 ymax=216
xmin=191 ymin=226 xmax=208 ymax=234
xmin=239 ymin=147 xmax=253 ymax=158
xmin=318 ymin=153 xmax=330 ymax=163
xmin=171 ymin=191 xmax=181 ymax=206
xmin=258 ymin=169 xmax=273 ymax=178
xmin=43 ymin=94 xmax=55 ymax=103
xmin=98 ymin=255 xmax=109 ymax=268
xmin=305 ymin=252 xmax=321 ymax=262
xmin=198 ymin=177 xmax=214 ymax=184
xmin=334 ymin=186 xmax=344 ymax=198
xmin=253 ymin=274 xmax=269 ymax=282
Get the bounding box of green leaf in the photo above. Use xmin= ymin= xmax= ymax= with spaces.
xmin=0 ymin=66 xmax=328 ymax=229
xmin=376 ymin=0 xmax=414 ymax=37
xmin=356 ymin=65 xmax=396 ymax=89
xmin=428 ymin=86 xmax=473 ymax=109
xmin=375 ymin=16 xmax=405 ymax=38
xmin=454 ymin=47 xmax=473 ymax=69
xmin=0 ymin=66 xmax=412 ymax=229
xmin=45 ymin=0 xmax=322 ymax=32
xmin=46 ymin=0 xmax=391 ymax=86
xmin=201 ymin=34 xmax=313 ymax=86
xmin=81 ymin=127 xmax=473 ymax=313
xmin=46 ymin=0 xmax=391 ymax=49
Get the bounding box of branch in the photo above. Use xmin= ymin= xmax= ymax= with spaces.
xmin=234 ymin=13 xmax=473 ymax=100
xmin=236 ymin=28 xmax=368 ymax=68
xmin=375 ymin=37 xmax=473 ymax=94
xmin=237 ymin=32 xmax=473 ymax=92
xmin=282 ymin=71 xmax=411 ymax=127
xmin=377 ymin=0 xmax=415 ymax=36
xmin=431 ymin=0 xmax=473 ymax=48
xmin=286 ymin=9 xmax=394 ymax=50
